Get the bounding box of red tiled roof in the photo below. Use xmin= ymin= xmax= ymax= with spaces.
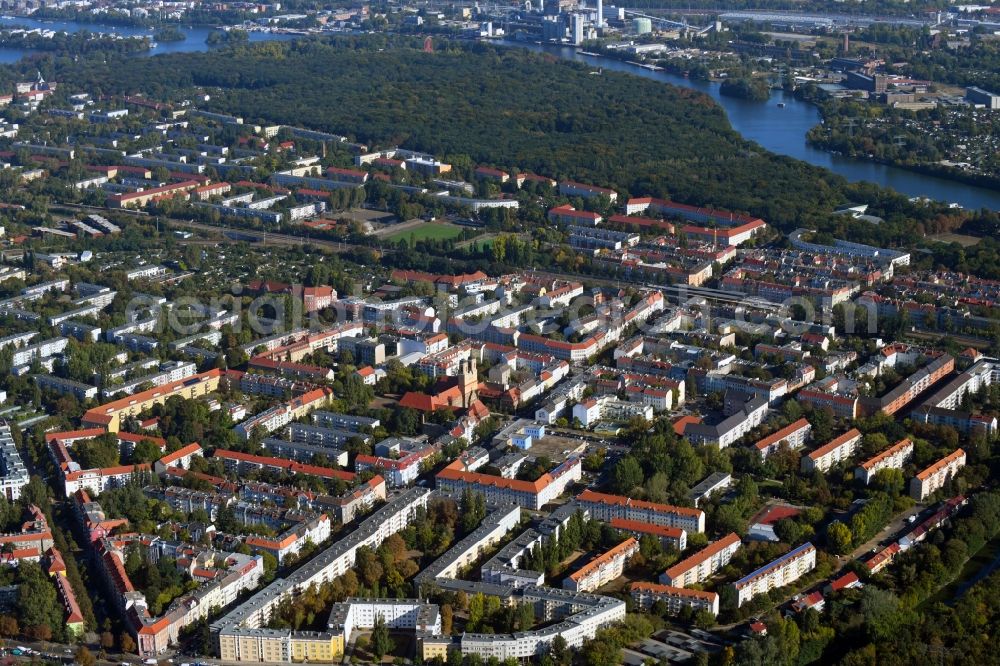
xmin=662 ymin=533 xmax=741 ymax=581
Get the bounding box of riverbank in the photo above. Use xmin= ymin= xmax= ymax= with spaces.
xmin=505 ymin=40 xmax=1000 ymax=210
xmin=800 ymin=88 xmax=1000 ymax=195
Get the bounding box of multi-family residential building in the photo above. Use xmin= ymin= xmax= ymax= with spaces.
xmin=355 ymin=443 xmax=437 ymax=488
xmin=608 ymin=518 xmax=687 ymax=551
xmin=11 ymin=337 xmax=69 ymax=367
xmin=753 ymin=418 xmax=812 ymax=459
xmin=688 ymin=472 xmax=733 ymax=508
xmin=682 ymin=394 xmax=769 ymax=448
xmin=213 ymin=489 xmax=430 ymax=660
xmin=0 ymin=425 xmax=29 ymax=501
xmin=629 ymin=582 xmax=719 ymax=617
xmin=152 ymin=443 xmax=203 ymax=474
xmin=577 ymin=489 xmax=705 ymax=534
xmin=32 ymin=374 xmax=99 ymax=401
xmin=102 ymin=361 xmax=197 ymax=398
xmin=733 ymin=542 xmax=817 ymax=607
xmin=245 ymin=514 xmax=332 ymax=563
xmin=860 ymin=353 xmax=955 ymax=417
xmin=659 ymin=533 xmax=741 ymax=588
xmin=910 ymin=449 xmax=967 ymax=501
xmin=414 ymin=505 xmax=522 ymax=589
xmin=435 ymin=457 xmax=582 ymax=510
xmin=234 ymin=388 xmax=331 ymax=440
xmin=855 ymin=437 xmax=914 ymax=485
xmin=260 ymin=438 xmax=349 ymax=468
xmin=558 ymin=181 xmax=618 ymax=202
xmin=81 ymin=369 xmax=223 ymax=432
xmin=801 ymin=428 xmax=863 ymax=474
xmin=214 ymin=450 xmax=355 ymax=484
xmin=563 ymin=538 xmax=638 ymax=592
xmin=572 ymin=395 xmax=654 ymax=428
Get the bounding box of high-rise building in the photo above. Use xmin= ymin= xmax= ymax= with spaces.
xmin=572 ymin=14 xmax=585 ymax=45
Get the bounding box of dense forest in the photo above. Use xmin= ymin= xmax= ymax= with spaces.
xmin=1 ymin=35 xmax=960 ymax=241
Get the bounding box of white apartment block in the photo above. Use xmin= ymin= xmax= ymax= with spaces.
xmin=11 ymin=337 xmax=69 ymax=366
xmin=103 ymin=361 xmax=197 ymax=398
xmin=577 ymin=490 xmax=706 ymax=534
xmin=802 ymin=428 xmax=862 ymax=474
xmin=0 ymin=426 xmax=29 ymax=501
xmin=856 ymin=438 xmax=914 ymax=485
xmin=659 ymin=533 xmax=741 ymax=588
xmin=455 ymin=588 xmax=626 ymax=660
xmin=572 ymin=396 xmax=653 ymax=428
xmin=563 ymin=537 xmax=638 ymax=592
xmin=733 ymin=542 xmax=816 ymax=607
xmin=213 ymin=489 xmax=429 ymax=641
xmin=754 ymin=418 xmax=812 ymax=459
xmin=328 ymin=598 xmax=440 ymax=644
xmin=125 ymin=265 xmax=168 ymax=281
xmin=414 ymin=505 xmax=521 ymax=588
xmin=910 ymin=448 xmax=966 ymax=501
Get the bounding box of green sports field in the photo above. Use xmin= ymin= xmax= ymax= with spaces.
xmin=384 ymin=222 xmax=463 ymax=243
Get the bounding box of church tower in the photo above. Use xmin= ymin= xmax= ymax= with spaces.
xmin=459 ymin=358 xmax=479 ymax=408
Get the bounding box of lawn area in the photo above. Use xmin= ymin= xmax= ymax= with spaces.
xmin=926 ymin=232 xmax=982 ymax=247
xmin=384 ymin=222 xmax=463 ymax=243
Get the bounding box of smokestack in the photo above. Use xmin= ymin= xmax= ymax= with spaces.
xmin=597 ymin=0 xmax=603 ymax=28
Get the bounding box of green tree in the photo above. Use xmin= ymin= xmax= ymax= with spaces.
xmin=371 ymin=614 xmax=394 ymax=659
xmin=612 ymin=456 xmax=643 ymax=495
xmin=826 ymin=520 xmax=853 ymax=555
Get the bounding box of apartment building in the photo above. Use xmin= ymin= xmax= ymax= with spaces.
xmin=608 ymin=518 xmax=687 ymax=551
xmin=563 ymin=538 xmax=638 ymax=592
xmin=572 ymin=396 xmax=654 ymax=428
xmin=152 ymin=443 xmax=203 ymax=474
xmin=435 ymin=457 xmax=582 ymax=510
xmin=856 ymin=438 xmax=914 ymax=485
xmin=234 ymin=388 xmax=331 ymax=440
xmin=910 ymin=449 xmax=967 ymax=501
xmin=449 ymin=586 xmax=626 ymax=661
xmin=860 ymin=353 xmax=955 ymax=417
xmin=414 ymin=505 xmax=521 ymax=589
xmin=558 ymin=181 xmax=618 ymax=202
xmin=682 ymin=394 xmax=769 ymax=449
xmin=311 ymin=411 xmax=380 ymax=432
xmin=577 ymin=489 xmax=706 ymax=534
xmin=355 ymin=448 xmax=432 ymax=488
xmin=32 ymin=374 xmax=98 ymax=401
xmin=11 ymin=337 xmax=69 ymax=367
xmin=213 ymin=489 xmax=430 ymax=660
xmin=214 ymin=450 xmax=354 ymax=484
xmin=0 ymin=426 xmax=29 ymax=501
xmin=102 ymin=361 xmax=197 ymax=398
xmin=245 ymin=514 xmax=332 ymax=563
xmin=547 ymin=204 xmax=603 ymax=227
xmin=260 ymin=438 xmax=349 ymax=468
xmin=733 ymin=542 xmax=816 ymax=607
xmin=659 ymin=533 xmax=741 ymax=588
xmin=801 ymin=428 xmax=863 ymax=474
xmin=328 ymin=598 xmax=439 ymax=648
xmin=81 ymin=369 xmax=223 ymax=432
xmin=629 ymin=582 xmax=719 ymax=617
xmin=753 ymin=418 xmax=812 ymax=459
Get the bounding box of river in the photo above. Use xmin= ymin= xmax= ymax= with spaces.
xmin=0 ymin=15 xmax=295 ymax=61
xmin=0 ymin=19 xmax=998 ymax=209
xmin=510 ymin=42 xmax=1000 ymax=211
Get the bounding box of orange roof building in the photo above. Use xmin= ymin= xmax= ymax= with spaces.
xmin=659 ymin=533 xmax=741 ymax=588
